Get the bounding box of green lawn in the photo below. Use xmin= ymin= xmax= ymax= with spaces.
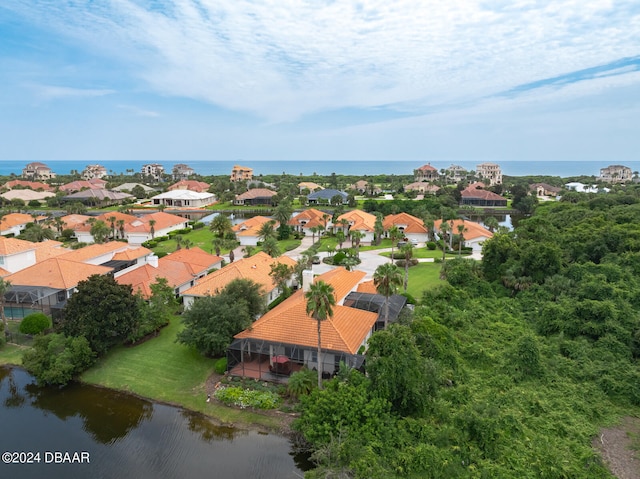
xmin=380 ymin=248 xmax=459 ymax=259
xmin=150 ymin=227 xmax=218 ymax=255
xmin=81 ymin=316 xmax=280 ymax=428
xmin=405 ymin=263 xmax=445 ymax=299
xmin=0 ymin=343 xmax=27 ymax=366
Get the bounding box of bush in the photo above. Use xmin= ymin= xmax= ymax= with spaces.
xmin=142 ymin=240 xmax=157 ymax=248
xmin=214 ymin=357 xmax=228 ymax=374
xmin=155 ymin=235 xmax=169 ymax=242
xmin=426 ymin=241 xmax=437 ymax=250
xmin=395 ymin=259 xmax=419 ymax=267
xmin=192 ymin=222 xmax=205 ymax=230
xmin=214 ymin=386 xmax=281 ymax=409
xmin=19 ymin=313 xmax=51 ymax=335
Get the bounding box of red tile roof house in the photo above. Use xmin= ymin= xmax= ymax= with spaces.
xmin=413 ymin=163 xmax=439 ymax=182
xmin=167 ymin=180 xmax=211 ymax=193
xmin=334 ymin=209 xmax=377 ymax=244
xmin=232 ymin=216 xmax=280 ymax=246
xmin=460 ymin=185 xmax=508 ymax=207
xmin=2 ymin=180 xmax=53 ymax=192
xmin=0 ymin=237 xmax=66 ymax=275
xmin=70 ymin=211 xmax=139 ymax=244
xmin=124 ymin=212 xmax=190 ymax=246
xmin=59 ymin=241 xmax=153 ymax=276
xmin=287 ymin=208 xmax=332 ymax=238
xmin=433 ymin=219 xmax=493 ymax=254
xmin=0 ymin=213 xmax=36 ymax=237
xmin=116 ymin=247 xmax=223 ymax=298
xmin=181 ymin=252 xmax=296 ymax=310
xmin=227 ymin=267 xmax=378 ymax=382
xmin=58 ymin=179 xmax=107 ymax=193
xmin=383 ymin=212 xmax=429 ymax=244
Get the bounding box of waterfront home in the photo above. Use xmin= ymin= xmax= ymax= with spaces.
xmin=434 ymin=219 xmax=493 ymax=254
xmin=476 ymin=162 xmax=503 ymax=186
xmin=350 ymin=180 xmax=381 ymax=195
xmin=59 ymin=179 xmax=107 ymax=193
xmin=181 ymin=252 xmax=296 ymax=310
xmin=443 ymin=164 xmax=467 ymax=183
xmin=598 ymin=164 xmax=633 ymax=184
xmin=0 ymin=213 xmax=36 ymax=237
xmin=383 ymin=212 xmax=429 ymax=244
xmin=81 ymin=164 xmax=108 ymax=180
xmin=167 ymin=179 xmax=210 ymax=193
xmin=288 ymin=208 xmax=330 ymax=237
xmin=61 ymin=189 xmax=134 ymax=207
xmin=334 ymin=209 xmax=377 ymax=244
xmin=413 ymin=164 xmax=439 ymax=182
xmin=232 ymin=216 xmax=280 ymax=246
xmin=230 ymin=165 xmax=253 ymax=183
xmin=124 ymin=212 xmax=190 ymax=245
xmin=404 ymin=182 xmax=441 ymax=195
xmin=529 ymin=183 xmax=561 ymax=197
xmin=307 ymin=189 xmax=348 ymax=205
xmin=227 ymin=267 xmax=378 ymax=381
xmin=150 ymin=190 xmax=216 ymax=208
xmin=70 ymin=211 xmax=138 ymax=243
xmin=172 ymin=163 xmax=195 ymax=180
xmin=233 ymin=188 xmax=277 ymax=206
xmin=22 ymin=162 xmax=56 ymax=180
xmin=116 ymin=247 xmax=222 ymax=298
xmin=141 ymin=164 xmax=165 ymax=182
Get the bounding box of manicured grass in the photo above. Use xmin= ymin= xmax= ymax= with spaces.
xmin=81 ymin=316 xmax=280 ymax=429
xmin=0 ymin=343 xmax=27 ymax=366
xmin=150 ymin=227 xmax=217 ymax=255
xmin=405 ymin=262 xmax=445 ymax=299
xmin=380 ymin=248 xmax=458 ymax=259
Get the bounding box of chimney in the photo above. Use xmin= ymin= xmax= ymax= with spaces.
xmin=302 ymin=269 xmax=314 ymax=292
xmin=148 ymin=254 xmax=159 ymax=268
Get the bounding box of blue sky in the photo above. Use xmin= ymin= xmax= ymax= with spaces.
xmin=1 ymin=1 xmax=639 ymax=163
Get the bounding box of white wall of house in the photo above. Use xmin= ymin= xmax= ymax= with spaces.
xmin=403 ymin=232 xmax=429 ymax=244
xmin=0 ymin=249 xmax=36 ymax=273
xmin=75 ymin=231 xmax=95 ymax=244
xmin=1 ymin=224 xmax=28 ymax=236
xmin=237 ymin=234 xmax=259 ymax=246
xmin=126 ymin=224 xmax=188 ymax=246
xmin=466 ymin=237 xmax=488 ymax=254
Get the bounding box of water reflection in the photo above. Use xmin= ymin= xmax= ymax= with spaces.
xmin=0 ymin=366 xmax=305 ymax=479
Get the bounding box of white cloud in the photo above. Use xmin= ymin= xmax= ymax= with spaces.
xmin=4 ymin=0 xmax=640 ymax=121
xmin=117 ymin=104 xmax=161 ymax=118
xmin=32 ymin=84 xmax=115 ymax=101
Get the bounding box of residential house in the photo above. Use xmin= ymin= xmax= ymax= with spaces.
xmin=433 ymin=219 xmax=493 ymax=254
xmin=383 ymin=212 xmax=429 ymax=244
xmin=167 ymin=179 xmax=210 ymax=193
xmin=81 ymin=164 xmax=108 ymax=180
xmin=151 ymin=190 xmax=216 ymax=208
xmin=288 ymin=208 xmax=331 ymax=237
xmin=172 ymin=163 xmax=195 ymax=180
xmin=476 ymin=162 xmax=503 ymax=186
xmin=230 ymin=165 xmax=253 ymax=183
xmin=443 ymin=165 xmax=467 ymax=183
xmin=61 ymin=189 xmax=134 ymax=207
xmin=2 ymin=180 xmax=53 ymax=192
xmin=565 ymin=182 xmax=603 ymax=193
xmin=460 ymin=185 xmax=507 ymax=207
xmin=59 ymin=179 xmax=107 ymax=193
xmin=123 ymin=212 xmax=190 ymax=246
xmin=598 ymin=164 xmax=633 ymax=184
xmin=232 ymin=216 xmax=280 ymax=246
xmin=116 ymin=247 xmax=222 ymax=298
xmin=307 ymin=189 xmax=348 ymax=205
xmin=0 ymin=213 xmax=35 ymax=237
xmin=530 ymin=183 xmax=561 ymax=197
xmin=1 ymin=189 xmax=55 ymax=204
xmin=404 ymin=182 xmax=441 ymax=195
xmin=350 ymin=180 xmax=381 ymax=195
xmin=298 ymin=182 xmax=323 ymax=193
xmin=3 ymin=258 xmax=112 ymax=318
xmin=227 ymin=267 xmax=378 ymax=381
xmin=233 ymin=188 xmax=277 ymax=206
xmin=141 ymin=163 xmax=165 ymax=182
xmin=413 ymin=164 xmax=439 ymax=182
xmin=112 ymin=183 xmax=156 ymax=194
xmin=0 ymin=237 xmax=37 ymax=273
xmin=181 ymin=252 xmax=296 ymax=309
xmin=22 ymin=162 xmax=56 ymax=180
xmin=334 ymin=209 xmax=377 ymax=244
xmin=58 ymin=242 xmax=153 ymax=276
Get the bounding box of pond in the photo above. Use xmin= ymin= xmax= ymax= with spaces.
xmin=0 ymin=366 xmax=307 ymax=479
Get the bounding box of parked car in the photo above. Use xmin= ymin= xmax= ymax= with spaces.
xmin=311 ymin=255 xmax=321 ymax=264
xmin=410 ymin=238 xmax=419 ymax=245
xmin=397 ymin=241 xmax=407 ymax=248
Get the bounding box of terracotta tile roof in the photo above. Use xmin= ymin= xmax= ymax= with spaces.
xmin=60 ymin=214 xmax=92 ymax=229
xmin=356 ymin=280 xmax=378 ymax=294
xmin=4 ymin=258 xmax=112 ymax=289
xmin=125 ymin=211 xmax=188 ymax=234
xmin=336 ymin=210 xmax=376 ymax=233
xmin=460 ymin=188 xmax=506 ymax=201
xmin=32 ymin=240 xmax=68 ymax=262
xmin=235 ymin=268 xmax=376 ymax=354
xmin=0 ymin=213 xmax=34 ymax=230
xmin=288 ymin=208 xmax=329 ymax=229
xmin=58 ymin=242 xmax=130 ymax=262
xmin=434 ymin=219 xmax=493 ymax=241
xmin=298 ymin=182 xmax=323 ymax=191
xmin=1 ymin=190 xmax=56 ymax=202
xmin=383 ymin=212 xmax=428 ymax=234
xmin=112 ymin=246 xmax=153 ymax=261
xmin=416 ymin=164 xmax=437 ymax=171
xmin=232 ymin=216 xmax=279 ymax=237
xmin=0 ymin=237 xmax=37 ymax=255
xmin=404 ymin=182 xmax=441 ymax=192
xmin=235 ymin=188 xmax=277 ymax=201
xmin=59 ymin=180 xmax=105 ymax=192
xmin=2 ymin=180 xmax=53 ymax=191
xmin=116 ymin=248 xmax=221 ymax=298
xmin=182 ymin=252 xmax=296 ymax=298
xmin=62 ymin=189 xmax=133 ymax=202
xmin=0 ymin=266 xmax=10 ymax=277
xmin=168 ymin=180 xmax=210 ymax=193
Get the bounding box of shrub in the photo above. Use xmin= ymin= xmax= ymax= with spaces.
xmin=155 ymin=235 xmax=169 ymax=242
xmin=214 ymin=357 xmax=228 ymax=374
xmin=395 ymin=259 xmax=419 ymax=268
xmin=192 ymin=222 xmax=205 ymax=230
xmin=19 ymin=312 xmax=51 ymax=335
xmin=426 ymin=241 xmax=437 ymax=250
xmin=214 ymin=386 xmax=281 ymax=409
xmin=288 ymin=368 xmax=316 ymax=399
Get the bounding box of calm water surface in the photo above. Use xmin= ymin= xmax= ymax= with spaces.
xmin=0 ymin=366 xmax=306 ymax=479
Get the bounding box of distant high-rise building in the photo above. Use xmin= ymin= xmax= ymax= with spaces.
xmin=598 ymin=164 xmax=632 ymax=184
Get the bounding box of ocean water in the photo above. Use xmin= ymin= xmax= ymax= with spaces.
xmin=1 ymin=160 xmax=637 ymax=178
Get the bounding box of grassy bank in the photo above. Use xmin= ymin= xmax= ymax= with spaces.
xmin=0 ymin=343 xmax=27 ymax=366
xmin=81 ymin=316 xmax=283 ymax=430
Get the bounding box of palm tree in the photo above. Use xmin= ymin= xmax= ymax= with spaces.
xmin=457 ymin=223 xmax=468 ymax=256
xmin=0 ymin=278 xmax=11 ymax=337
xmin=399 ymin=242 xmax=414 ymax=292
xmin=117 ymin=219 xmax=126 ymax=239
xmin=258 ymin=220 xmax=277 ymax=243
xmin=242 ymin=245 xmax=255 ymax=258
xmin=336 ymin=230 xmax=346 ymax=249
xmin=388 ymin=225 xmax=402 ymax=262
xmin=439 ymin=221 xmax=450 ymax=264
xmin=209 ymin=214 xmax=232 ymax=238
xmin=108 ymin=215 xmax=117 ymax=239
xmin=373 ymin=213 xmax=384 ymax=245
xmin=373 ymin=263 xmax=403 ymax=327
xmin=22 ymin=224 xmax=55 ymax=242
xmin=261 ymin=236 xmax=281 ymax=258
xmin=309 ymin=226 xmax=319 ymax=245
xmin=149 ymin=219 xmax=156 ymax=239
xmin=349 ymin=230 xmax=365 ymax=258
xmin=339 ymin=218 xmax=350 ymax=234
xmin=484 ymin=216 xmax=499 ymax=233
xmin=305 ymin=280 xmax=336 ymax=389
